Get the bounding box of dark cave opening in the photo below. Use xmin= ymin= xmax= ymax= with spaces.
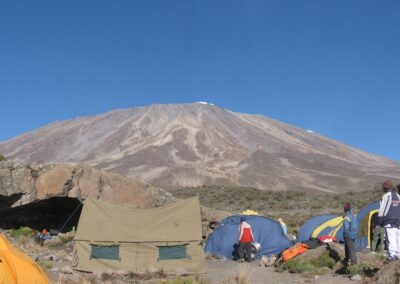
xmin=0 ymin=196 xmax=82 ymax=233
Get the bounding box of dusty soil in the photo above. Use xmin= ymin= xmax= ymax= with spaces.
xmin=205 ymin=259 xmax=360 ymax=284
xmin=3 ymin=230 xmax=381 ymax=284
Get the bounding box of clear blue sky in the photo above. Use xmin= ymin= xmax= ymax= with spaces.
xmin=1 ymin=1 xmax=399 ymax=161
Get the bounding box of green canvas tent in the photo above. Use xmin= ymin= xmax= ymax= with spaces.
xmin=73 ymin=196 xmax=205 ymax=274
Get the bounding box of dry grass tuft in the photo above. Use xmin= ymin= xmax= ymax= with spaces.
xmin=222 ymin=263 xmax=251 ymax=284
xmin=236 ymin=263 xmax=250 ymax=284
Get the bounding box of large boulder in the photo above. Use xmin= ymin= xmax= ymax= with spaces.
xmin=36 ymin=165 xmax=73 ymax=199
xmin=0 ymin=161 xmax=151 ymax=209
xmin=0 ymin=161 xmax=35 ymax=197
xmin=372 ymin=261 xmax=400 ymax=284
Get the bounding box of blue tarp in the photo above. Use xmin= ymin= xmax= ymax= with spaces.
xmin=204 ymin=215 xmax=292 ymax=259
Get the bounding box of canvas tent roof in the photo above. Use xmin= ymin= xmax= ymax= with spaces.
xmin=75 ymin=196 xmax=202 ymax=243
xmin=73 ymin=196 xmax=205 ymax=274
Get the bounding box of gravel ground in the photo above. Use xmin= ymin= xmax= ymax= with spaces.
xmin=204 ymin=259 xmax=361 ymax=284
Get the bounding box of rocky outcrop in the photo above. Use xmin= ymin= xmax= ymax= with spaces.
xmin=0 ymin=161 xmax=35 ymax=197
xmin=0 ymin=161 xmax=150 ymax=209
xmin=373 ymin=261 xmax=400 ymax=284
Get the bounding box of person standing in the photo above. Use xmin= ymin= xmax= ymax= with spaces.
xmin=370 ymin=213 xmax=385 ymax=254
xmin=343 ymin=202 xmax=358 ymax=265
xmin=378 ymin=180 xmax=400 ymax=261
xmin=238 ymin=217 xmax=254 ymax=262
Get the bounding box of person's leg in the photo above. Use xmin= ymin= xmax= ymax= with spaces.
xmin=238 ymin=243 xmax=245 ymax=260
xmin=344 ymin=237 xmax=350 ymax=263
xmin=371 ymin=227 xmax=378 ymax=252
xmin=244 ymin=243 xmax=252 ymax=262
xmin=348 ymin=238 xmax=358 ymax=264
xmin=395 ymin=227 xmax=400 ymax=259
xmin=378 ymin=228 xmax=385 ymax=253
xmin=386 ymin=227 xmax=397 ymax=259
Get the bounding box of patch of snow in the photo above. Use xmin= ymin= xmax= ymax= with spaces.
xmin=196 ymin=101 xmax=214 ymax=105
xmin=306 ymin=130 xmax=314 ymax=133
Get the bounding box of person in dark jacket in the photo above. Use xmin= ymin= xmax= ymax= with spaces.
xmin=343 ymin=202 xmax=358 ymax=265
xmin=378 ymin=180 xmax=400 ymax=261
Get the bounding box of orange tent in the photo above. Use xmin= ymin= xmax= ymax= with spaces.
xmin=0 ymin=234 xmax=49 ymax=284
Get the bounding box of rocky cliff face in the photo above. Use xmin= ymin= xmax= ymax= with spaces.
xmin=0 ymin=161 xmax=175 ymax=231
xmin=0 ymin=161 xmax=150 ymax=208
xmin=1 ymin=103 xmax=399 ymax=192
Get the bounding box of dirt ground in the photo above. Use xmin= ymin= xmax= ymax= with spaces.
xmin=3 ymin=231 xmax=369 ymax=284
xmin=47 ymin=259 xmax=362 ymax=284
xmin=205 ymin=259 xmax=361 ymax=284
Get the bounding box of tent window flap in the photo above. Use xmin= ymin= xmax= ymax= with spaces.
xmin=91 ymin=244 xmax=120 ymax=260
xmin=158 ymin=245 xmax=188 ymax=260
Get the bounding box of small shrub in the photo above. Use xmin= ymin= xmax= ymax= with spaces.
xmin=276 ymin=259 xmax=314 ymax=274
xmin=220 ymin=263 xmax=250 ymax=284
xmin=10 ymin=227 xmax=36 ymax=239
xmin=373 ymin=252 xmax=387 ymax=262
xmin=18 ymin=235 xmax=31 ymax=246
xmin=143 ymin=269 xmax=167 ymax=280
xmin=347 ymin=262 xmax=374 ymax=277
xmin=39 ymin=261 xmax=53 ymax=270
xmin=126 ymin=269 xmax=169 ymax=281
xmin=276 ymin=249 xmax=338 ymax=275
xmin=58 ymin=232 xmax=75 ymax=243
xmin=309 ymin=250 xmax=337 ymax=269
xmin=0 ymin=154 xmax=6 ymax=161
xmin=236 ymin=263 xmax=250 ymax=284
xmin=100 ymin=272 xmax=113 ymax=281
xmin=46 ymin=238 xmax=64 ymax=247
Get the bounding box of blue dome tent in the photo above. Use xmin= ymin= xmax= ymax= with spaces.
xmin=354 ymin=201 xmax=380 ymax=250
xmin=297 ymin=214 xmax=342 ymax=243
xmin=326 ymin=201 xmax=380 ymax=250
xmin=205 ymin=215 xmax=292 ymax=259
xmin=297 ymin=201 xmax=380 ymax=251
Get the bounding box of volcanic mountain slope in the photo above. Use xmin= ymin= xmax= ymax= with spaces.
xmin=1 ymin=103 xmax=399 ymax=192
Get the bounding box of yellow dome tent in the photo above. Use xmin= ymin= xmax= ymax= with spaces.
xmin=0 ymin=234 xmax=49 ymax=284
xmin=241 ymin=209 xmax=260 ymax=215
